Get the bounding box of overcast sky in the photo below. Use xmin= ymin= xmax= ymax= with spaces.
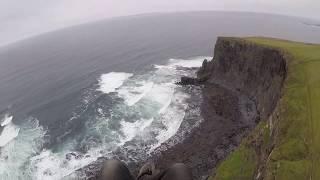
xmin=1 ymin=0 xmax=319 ymax=46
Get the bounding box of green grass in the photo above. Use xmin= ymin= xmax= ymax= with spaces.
xmin=212 ymin=37 xmax=320 ymax=180
xmin=209 ymin=145 xmax=257 ymax=180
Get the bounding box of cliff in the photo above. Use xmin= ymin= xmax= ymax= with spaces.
xmin=78 ymin=37 xmax=320 ymax=180
xmin=199 ymin=37 xmax=287 ymax=123
xmin=205 ymin=37 xmax=320 ymax=180
xmin=151 ymin=38 xmax=288 ymax=179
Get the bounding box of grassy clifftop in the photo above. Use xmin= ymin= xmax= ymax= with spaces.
xmin=211 ymin=37 xmax=320 ymax=180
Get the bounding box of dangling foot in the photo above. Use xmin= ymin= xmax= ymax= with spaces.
xmin=101 ymin=159 xmax=134 ymax=180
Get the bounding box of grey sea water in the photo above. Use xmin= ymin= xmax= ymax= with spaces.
xmin=0 ymin=12 xmax=319 ymax=179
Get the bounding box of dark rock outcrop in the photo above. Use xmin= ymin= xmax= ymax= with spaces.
xmin=199 ymin=37 xmax=287 ymax=121
xmin=176 ymin=76 xmax=200 ymax=85
xmin=176 ymin=76 xmax=207 ymax=85
xmin=151 ymin=37 xmax=287 ymax=179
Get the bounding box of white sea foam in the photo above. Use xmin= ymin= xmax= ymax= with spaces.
xmin=118 ymin=81 xmax=154 ymax=106
xmin=146 ymin=83 xmax=175 ymax=106
xmin=97 ymin=72 xmax=133 ymax=94
xmin=0 ymin=114 xmax=13 ymax=127
xmin=150 ymin=91 xmax=189 ymax=151
xmin=0 ymin=117 xmax=46 ymax=180
xmin=156 ymin=56 xmax=212 ymax=69
xmin=17 ymin=56 xmax=205 ymax=179
xmin=0 ymin=115 xmax=19 ymax=147
xmin=31 ymin=149 xmax=99 ymax=180
xmin=158 ymin=96 xmax=172 ymax=114
xmin=114 ymin=57 xmax=204 ymax=151
xmin=120 ymin=118 xmax=154 ymax=144
xmin=0 ymin=122 xmax=20 ymax=147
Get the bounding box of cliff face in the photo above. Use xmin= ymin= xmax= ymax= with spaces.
xmin=209 ymin=38 xmax=320 ymax=180
xmin=151 ymin=38 xmax=288 ymax=179
xmin=197 ymin=37 xmax=289 ymax=179
xmin=199 ymin=37 xmax=287 ymax=122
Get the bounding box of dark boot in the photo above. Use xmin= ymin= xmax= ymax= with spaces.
xmin=100 ymin=159 xmax=134 ymax=180
xmin=161 ymin=163 xmax=192 ymax=180
xmin=137 ymin=162 xmax=161 ymax=180
xmin=137 ymin=162 xmax=192 ymax=180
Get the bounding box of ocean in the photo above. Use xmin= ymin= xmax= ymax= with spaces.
xmin=0 ymin=12 xmax=319 ymax=180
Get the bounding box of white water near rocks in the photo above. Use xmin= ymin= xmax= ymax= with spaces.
xmin=0 ymin=115 xmax=46 ymax=180
xmin=118 ymin=81 xmax=154 ymax=106
xmin=0 ymin=115 xmax=19 ymax=147
xmin=0 ymin=115 xmax=13 ymax=127
xmin=97 ymin=72 xmax=133 ymax=94
xmin=0 ymin=57 xmax=210 ymax=180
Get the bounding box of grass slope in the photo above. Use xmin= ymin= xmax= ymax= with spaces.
xmin=211 ymin=37 xmax=320 ymax=180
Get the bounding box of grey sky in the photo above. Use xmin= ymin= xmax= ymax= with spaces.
xmin=1 ymin=0 xmax=319 ymax=46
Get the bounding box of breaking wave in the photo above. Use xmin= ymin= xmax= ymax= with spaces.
xmin=0 ymin=56 xmax=210 ymax=180
xmin=0 ymin=114 xmax=19 ymax=147
xmin=97 ymin=72 xmax=133 ymax=94
xmin=0 ymin=115 xmax=46 ymax=180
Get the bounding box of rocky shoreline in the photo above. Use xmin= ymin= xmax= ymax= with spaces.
xmin=77 ymin=37 xmax=287 ymax=180
xmin=146 ymin=37 xmax=286 ymax=179
xmin=149 ymin=83 xmax=259 ymax=180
